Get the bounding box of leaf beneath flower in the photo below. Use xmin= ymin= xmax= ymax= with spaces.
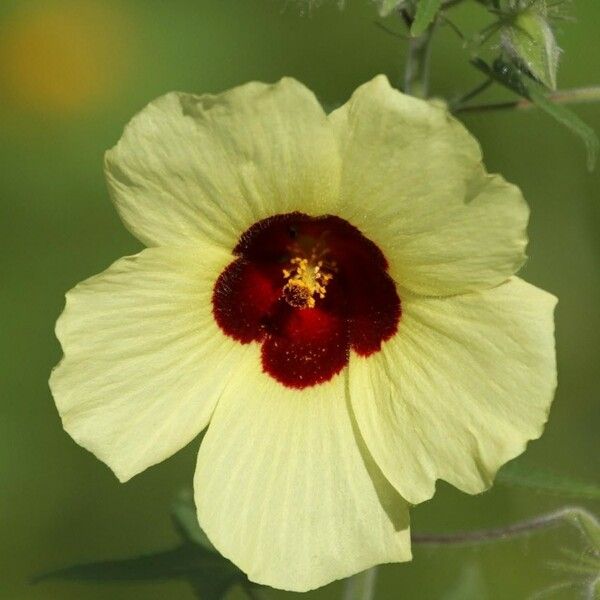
xmin=498 ymin=460 xmax=600 ymax=500
xmin=32 ymin=545 xmax=246 ymax=600
xmin=32 ymin=491 xmax=261 ymax=600
xmin=526 ymin=84 xmax=599 ymax=171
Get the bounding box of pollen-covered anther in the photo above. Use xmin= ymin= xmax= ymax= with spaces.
xmin=282 ymin=257 xmax=333 ymax=309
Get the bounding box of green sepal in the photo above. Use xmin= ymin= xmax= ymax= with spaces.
xmin=503 ymin=3 xmax=560 ymax=90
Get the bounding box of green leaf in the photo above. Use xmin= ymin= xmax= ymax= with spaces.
xmin=33 ymin=544 xmax=249 ymax=600
xmin=32 ymin=544 xmax=236 ymax=583
xmin=33 ymin=490 xmax=264 ymax=599
xmin=497 ymin=461 xmax=600 ymax=500
xmin=471 ymin=58 xmax=599 ymax=170
xmin=526 ymin=84 xmax=599 ymax=171
xmin=411 ymin=0 xmax=442 ymax=36
xmin=504 ymin=5 xmax=560 ymax=89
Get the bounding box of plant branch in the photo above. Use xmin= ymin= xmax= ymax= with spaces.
xmin=454 ymin=86 xmax=600 ymax=114
xmin=404 ymin=24 xmax=437 ymax=97
xmin=439 ymin=13 xmax=466 ymax=41
xmin=374 ymin=20 xmax=408 ymax=40
xmin=451 ymin=77 xmax=493 ymax=109
xmin=411 ymin=507 xmax=599 ymax=547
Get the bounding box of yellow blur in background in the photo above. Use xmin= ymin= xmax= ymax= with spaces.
xmin=0 ymin=1 xmax=132 ymax=116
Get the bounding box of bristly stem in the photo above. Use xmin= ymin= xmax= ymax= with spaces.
xmin=340 ymin=508 xmax=598 ymax=599
xmin=454 ymin=85 xmax=600 ymax=114
xmin=400 ymin=0 xmax=470 ymax=97
xmin=343 ymin=567 xmax=378 ymax=600
xmin=411 ymin=506 xmax=600 ymax=546
xmin=403 ymin=25 xmax=436 ymax=98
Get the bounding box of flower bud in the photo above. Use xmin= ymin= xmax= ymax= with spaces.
xmin=502 ymin=2 xmax=560 ymax=90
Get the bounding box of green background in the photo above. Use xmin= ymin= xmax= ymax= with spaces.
xmin=1 ymin=1 xmax=599 ymax=598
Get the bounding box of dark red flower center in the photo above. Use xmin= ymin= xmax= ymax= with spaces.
xmin=212 ymin=212 xmax=401 ymax=389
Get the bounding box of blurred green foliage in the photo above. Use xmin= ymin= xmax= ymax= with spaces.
xmin=1 ymin=1 xmax=599 ymax=599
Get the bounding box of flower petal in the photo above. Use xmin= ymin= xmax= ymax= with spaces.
xmin=105 ymin=78 xmax=341 ymax=249
xmin=349 ymin=277 xmax=557 ymax=505
xmin=50 ymin=245 xmax=249 ymax=482
xmin=330 ymin=75 xmax=528 ymax=296
xmin=194 ymin=353 xmax=411 ymax=592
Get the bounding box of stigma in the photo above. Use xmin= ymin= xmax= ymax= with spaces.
xmin=282 ymin=257 xmax=334 ymax=309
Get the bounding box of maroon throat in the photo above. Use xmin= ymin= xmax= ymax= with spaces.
xmin=212 ymin=212 xmax=401 ymax=389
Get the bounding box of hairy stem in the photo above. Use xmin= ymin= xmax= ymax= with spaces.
xmin=411 ymin=506 xmax=600 ymax=546
xmin=404 ymin=26 xmax=436 ymax=97
xmin=454 ymin=86 xmax=600 ymax=114
xmin=343 ymin=567 xmax=378 ymax=600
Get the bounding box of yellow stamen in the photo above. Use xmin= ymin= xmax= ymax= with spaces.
xmin=282 ymin=257 xmax=334 ymax=309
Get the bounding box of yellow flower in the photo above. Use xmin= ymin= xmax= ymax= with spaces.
xmin=50 ymin=76 xmax=557 ymax=592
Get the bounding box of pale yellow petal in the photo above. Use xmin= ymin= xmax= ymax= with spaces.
xmin=105 ymin=78 xmax=341 ymax=249
xmin=50 ymin=245 xmax=249 ymax=482
xmin=330 ymin=75 xmax=528 ymax=296
xmin=194 ymin=351 xmax=411 ymax=592
xmin=349 ymin=278 xmax=557 ymax=505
